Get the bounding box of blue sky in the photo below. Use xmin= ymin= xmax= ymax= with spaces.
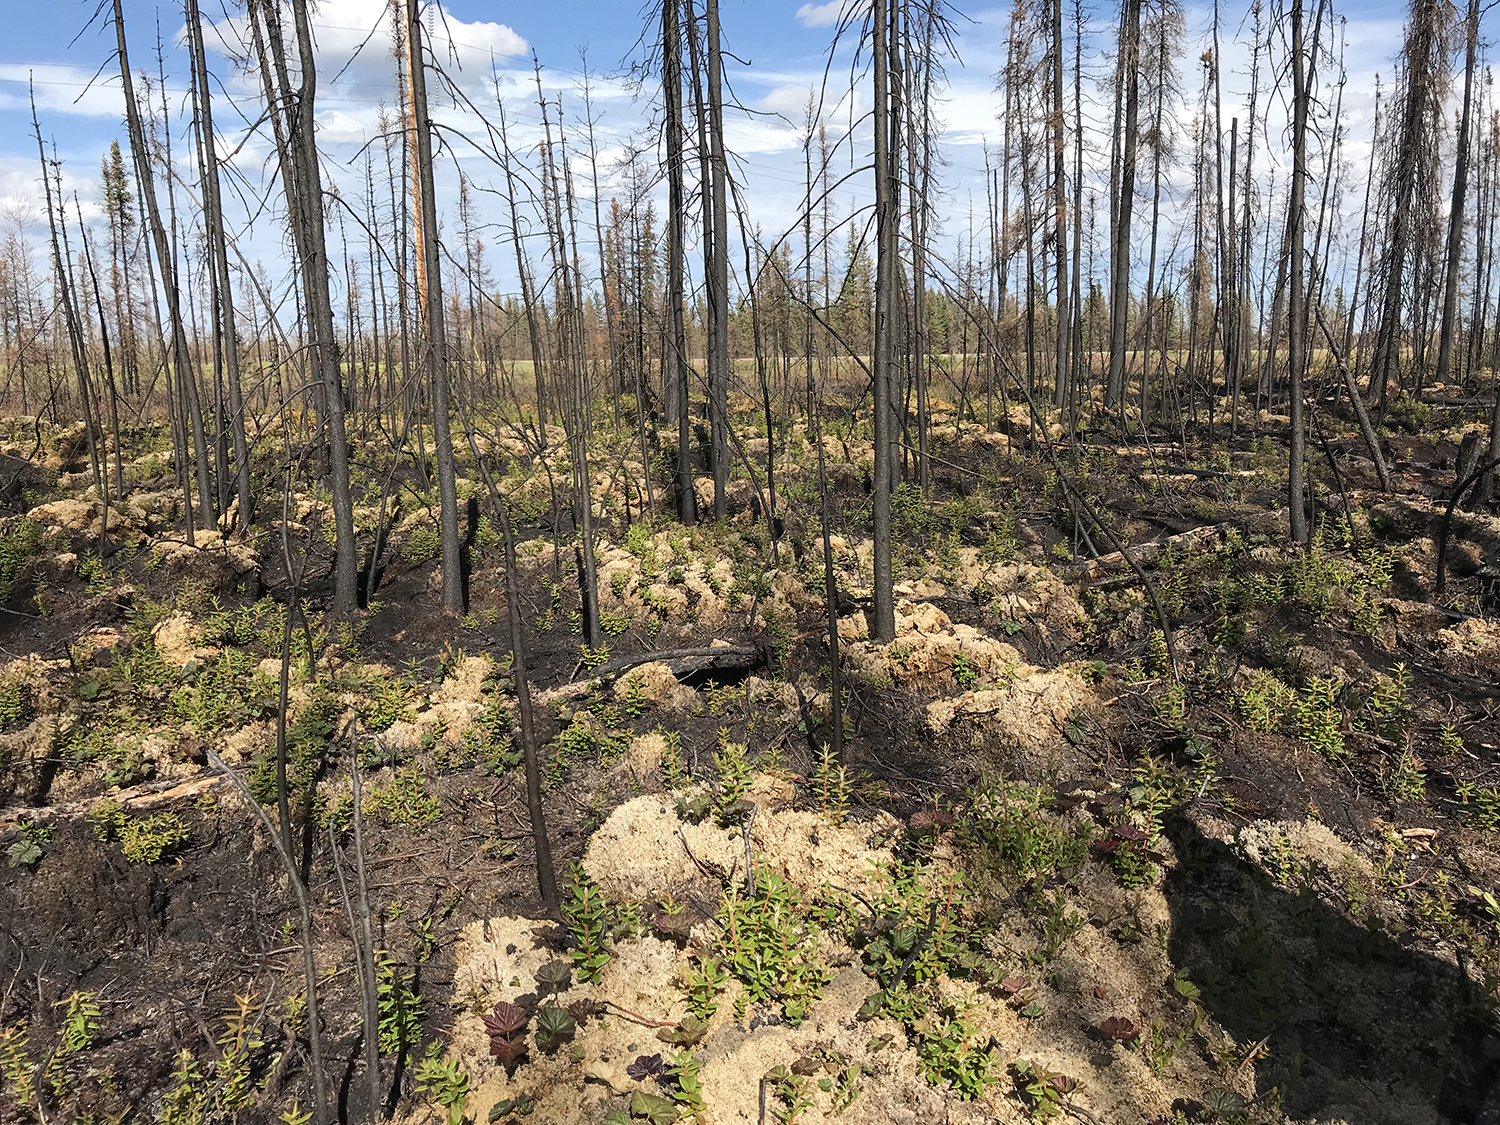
xmin=0 ymin=0 xmax=1444 ymax=301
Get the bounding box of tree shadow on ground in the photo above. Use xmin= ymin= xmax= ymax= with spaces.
xmin=1163 ymin=811 xmax=1498 ymax=1124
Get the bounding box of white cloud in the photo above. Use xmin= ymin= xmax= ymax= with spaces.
xmin=795 ymin=0 xmax=864 ymax=30
xmin=206 ymin=0 xmax=530 ymax=113
xmin=0 ymin=65 xmax=125 ymax=120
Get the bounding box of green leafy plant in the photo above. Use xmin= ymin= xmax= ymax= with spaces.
xmin=717 ymin=871 xmax=833 ymax=1024
xmin=914 ymin=1000 xmax=998 ymax=1099
xmin=54 ymin=990 xmax=101 ymax=1055
xmin=666 ymin=1049 xmax=705 ymax=1115
xmin=816 ymin=741 xmax=848 ymax=824
xmin=376 ymin=957 xmax=424 ymax=1057
xmin=404 ymin=524 xmax=442 ymax=564
xmin=1095 ymin=823 xmax=1154 ymax=888
xmin=951 ymin=650 xmax=978 ymax=688
xmin=7 ymin=819 xmax=50 ymax=867
xmin=821 ymin=1060 xmax=867 ymax=1115
xmin=660 ymin=728 xmax=686 ymax=789
xmin=1440 ymin=723 xmax=1465 ymax=756
xmin=366 ymin=766 xmax=443 ymax=825
xmin=678 ymin=954 xmax=730 ymax=1021
xmin=0 ymin=1024 xmax=36 ymax=1106
xmin=361 ymin=676 xmax=413 ymax=733
xmin=114 ymin=811 xmax=190 ymax=864
xmin=1238 ymin=670 xmax=1296 ymax=733
xmin=534 ymin=1004 xmax=576 ymax=1053
xmin=1291 ymin=678 xmax=1346 ymax=759
xmin=1010 ymin=1059 xmax=1077 ymax=1121
xmin=6 ymin=839 xmax=41 ymax=867
xmin=214 ymin=991 xmax=264 ymax=1112
xmin=1364 ymin=664 xmax=1413 ymax=740
xmin=561 ymin=863 xmax=612 ymax=983
xmin=765 ymin=1064 xmax=813 ymax=1123
xmin=712 ymin=730 xmax=752 ymax=827
xmin=629 ymin=1090 xmax=680 ymax=1125
xmin=1379 ymin=746 xmax=1426 ymax=803
xmin=1142 ymin=1016 xmax=1198 ymax=1076
xmin=0 ymin=518 xmax=42 ymax=601
xmin=414 ymin=1053 xmax=469 ymax=1125
xmin=0 ymin=675 xmax=32 ymax=728
xmin=965 ymin=776 xmax=1090 ymax=885
xmin=858 ymin=862 xmax=970 ymax=989
xmin=159 ymin=1049 xmax=205 ymax=1125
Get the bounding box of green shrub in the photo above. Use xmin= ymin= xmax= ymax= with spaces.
xmin=404 ymin=524 xmax=442 ymax=564
xmin=0 ymin=519 xmax=42 ymax=601
xmin=0 ymin=676 xmax=31 ymax=729
xmin=366 ymin=766 xmax=443 ymax=826
xmin=965 ymin=777 xmax=1089 ymax=886
xmin=119 ymin=812 xmax=190 ymax=864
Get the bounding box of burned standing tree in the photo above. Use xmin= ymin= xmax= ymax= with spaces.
xmin=403 ymin=0 xmax=464 ymax=614
xmin=872 ymin=0 xmax=899 ymax=642
xmin=663 ymin=0 xmax=697 ymax=526
xmin=1106 ymin=0 xmax=1143 ymax=412
xmin=112 ymin=0 xmax=212 ymax=536
xmin=184 ymin=0 xmax=252 ymax=532
xmin=249 ymin=0 xmax=360 ymax=615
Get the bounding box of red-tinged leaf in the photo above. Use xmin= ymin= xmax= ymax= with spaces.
xmin=1099 ymin=1016 xmax=1139 ymax=1043
xmin=998 ymin=975 xmax=1029 ymax=997
xmin=483 ymin=999 xmax=528 ymax=1040
xmin=490 ymin=1037 xmax=528 ymax=1065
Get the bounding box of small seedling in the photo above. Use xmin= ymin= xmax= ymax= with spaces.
xmin=656 ymin=1013 xmax=709 ymax=1048
xmin=816 ymin=741 xmax=848 ymax=824
xmin=377 ymin=959 xmax=424 ymax=1058
xmin=681 ymin=954 xmax=732 ymax=1020
xmin=666 ymin=1050 xmax=705 ymax=1115
xmin=712 ymin=730 xmax=752 ymax=826
xmin=1099 ymin=1016 xmax=1139 ymax=1045
xmin=55 ymin=990 xmax=101 ymax=1054
xmin=627 ymin=1053 xmax=668 ymax=1081
xmin=765 ymin=1064 xmax=813 ymax=1123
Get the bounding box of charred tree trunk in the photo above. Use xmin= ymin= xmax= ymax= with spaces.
xmin=871 ymin=0 xmax=897 ymax=642
xmin=185 ymin=0 xmax=252 ymax=531
xmin=405 ymin=0 xmax=464 ymax=614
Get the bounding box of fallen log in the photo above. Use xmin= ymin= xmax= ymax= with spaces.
xmin=1 ymin=770 xmax=236 ymax=834
xmin=535 ymin=644 xmax=764 ymax=707
xmin=1075 ymin=522 xmax=1235 ymax=584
